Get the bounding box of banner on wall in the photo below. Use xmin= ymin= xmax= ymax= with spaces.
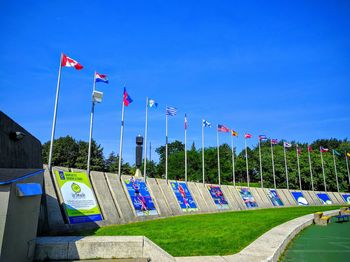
xmin=316 ymin=193 xmax=333 ymax=205
xmin=170 ymin=181 xmax=198 ymax=212
xmin=342 ymin=194 xmax=350 ymax=204
xmin=54 ymin=170 xmax=103 ymax=224
xmin=207 ymin=185 xmax=229 ymax=209
xmin=124 ymin=177 xmax=158 ymax=216
xmin=239 ymin=188 xmax=258 ymax=208
xmin=291 ymin=191 xmax=309 ymax=206
xmin=267 ymin=189 xmax=284 ymax=206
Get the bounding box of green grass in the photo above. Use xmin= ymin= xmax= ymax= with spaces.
xmin=78 ymin=206 xmax=345 ymax=257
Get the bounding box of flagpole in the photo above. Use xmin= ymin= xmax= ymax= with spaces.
xmin=87 ymin=71 xmax=96 ymax=175
xmin=332 ymin=150 xmax=339 ymax=192
xmin=202 ymin=120 xmax=205 ymax=184
xmin=346 ymin=153 xmax=350 ymax=188
xmin=296 ymin=145 xmax=302 ymax=191
xmin=217 ymin=128 xmax=221 ymax=185
xmin=165 ymin=107 xmax=168 ymax=181
xmin=184 ymin=115 xmax=187 ymax=182
xmin=245 ymin=138 xmax=249 ymax=187
xmin=231 ymin=135 xmax=235 ymax=187
xmin=307 ymin=144 xmax=314 ymax=191
xmin=48 ymin=53 xmax=63 ymax=170
xmin=283 ymin=145 xmax=289 ymax=190
xmin=320 ymin=149 xmax=327 ymax=192
xmin=271 ymin=140 xmax=276 ymax=189
xmin=118 ymin=98 xmax=125 ymax=178
xmin=143 ymin=97 xmax=149 ymax=179
xmin=258 ymin=138 xmax=263 ymax=188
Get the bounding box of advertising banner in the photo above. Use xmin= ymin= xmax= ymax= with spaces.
xmin=291 ymin=191 xmax=309 ymax=206
xmin=170 ymin=181 xmax=198 ymax=212
xmin=268 ymin=189 xmax=284 ymax=206
xmin=342 ymin=194 xmax=350 ymax=204
xmin=54 ymin=170 xmax=103 ymax=224
xmin=316 ymin=193 xmax=333 ymax=205
xmin=124 ymin=177 xmax=158 ymax=216
xmin=239 ymin=188 xmax=258 ymax=208
xmin=207 ymin=185 xmax=229 ymax=209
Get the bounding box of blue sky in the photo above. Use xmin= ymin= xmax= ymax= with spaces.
xmin=1 ymin=1 xmax=349 ymax=163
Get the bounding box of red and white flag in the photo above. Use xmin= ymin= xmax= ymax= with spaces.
xmin=61 ymin=54 xmax=83 ymax=70
xmin=244 ymin=133 xmax=252 ymax=139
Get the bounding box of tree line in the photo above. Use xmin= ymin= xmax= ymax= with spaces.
xmin=42 ymin=136 xmax=350 ymax=192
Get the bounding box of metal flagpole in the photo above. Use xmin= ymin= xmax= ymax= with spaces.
xmin=245 ymin=138 xmax=249 ymax=187
xmin=320 ymin=149 xmax=327 ymax=192
xmin=143 ymin=97 xmax=149 ymax=178
xmin=270 ymin=140 xmax=276 ymax=189
xmin=307 ymin=144 xmax=314 ymax=191
xmin=296 ymin=145 xmax=302 ymax=191
xmin=48 ymin=53 xmax=63 ymax=170
xmin=184 ymin=114 xmax=187 ymax=182
xmin=258 ymin=138 xmax=263 ymax=188
xmin=231 ymin=135 xmax=235 ymax=187
xmin=87 ymin=71 xmax=97 ymax=175
xmin=346 ymin=153 xmax=350 ymax=187
xmin=165 ymin=107 xmax=168 ymax=181
xmin=332 ymin=150 xmax=339 ymax=192
xmin=202 ymin=120 xmax=205 ymax=184
xmin=283 ymin=145 xmax=289 ymax=189
xmin=118 ymin=98 xmax=125 ymax=178
xmin=217 ymin=128 xmax=221 ymax=185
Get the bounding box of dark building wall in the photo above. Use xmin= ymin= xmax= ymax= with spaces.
xmin=0 ymin=111 xmax=42 ymax=168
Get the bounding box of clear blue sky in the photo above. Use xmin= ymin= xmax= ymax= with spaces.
xmin=1 ymin=1 xmax=349 ymax=163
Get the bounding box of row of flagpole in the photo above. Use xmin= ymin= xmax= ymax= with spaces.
xmin=48 ymin=53 xmax=350 ymax=192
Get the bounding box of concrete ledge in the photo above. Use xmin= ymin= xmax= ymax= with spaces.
xmin=35 ymin=236 xmax=175 ymax=262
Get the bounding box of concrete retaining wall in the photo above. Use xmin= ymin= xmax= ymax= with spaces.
xmin=187 ymin=182 xmax=209 ymax=212
xmin=156 ymin=179 xmax=181 ymax=215
xmin=147 ymin=178 xmax=173 ymax=216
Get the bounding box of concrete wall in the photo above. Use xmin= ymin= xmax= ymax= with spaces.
xmin=186 ymin=182 xmax=209 ymax=212
xmin=196 ymin=183 xmax=217 ymax=211
xmin=147 ymin=178 xmax=173 ymax=216
xmin=220 ymin=185 xmax=240 ymax=211
xmin=0 ymin=111 xmax=42 ymax=168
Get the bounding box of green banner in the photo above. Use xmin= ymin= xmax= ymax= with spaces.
xmin=55 ymin=170 xmax=103 ymax=224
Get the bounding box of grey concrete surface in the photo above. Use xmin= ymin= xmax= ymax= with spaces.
xmin=332 ymin=191 xmax=345 ymax=204
xmin=249 ymin=188 xmax=265 ymax=208
xmin=196 ymin=183 xmax=218 ymax=211
xmin=228 ymin=186 xmax=247 ymax=210
xmin=255 ymin=188 xmax=273 ymax=208
xmin=155 ymin=178 xmax=181 ymax=215
xmin=281 ymin=189 xmax=296 ymax=206
xmin=35 ymin=236 xmax=175 ymax=262
xmin=221 ymin=185 xmax=240 ymax=211
xmin=147 ymin=178 xmax=173 ymax=216
xmin=90 ymin=171 xmax=121 ymax=224
xmin=275 ymin=189 xmax=291 ymax=206
xmin=302 ymin=190 xmax=316 ymax=205
xmin=306 ymin=190 xmax=321 ymax=205
xmin=187 ymin=182 xmax=209 ymax=212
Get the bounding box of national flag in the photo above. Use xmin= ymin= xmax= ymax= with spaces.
xmin=148 ymin=99 xmax=158 ymax=108
xmin=123 ymin=88 xmax=133 ymax=106
xmin=271 ymin=139 xmax=278 ymax=145
xmin=283 ymin=142 xmax=292 ymax=148
xmin=258 ymin=135 xmax=267 ymax=141
xmin=61 ymin=54 xmax=83 ymax=70
xmin=333 ymin=149 xmax=341 ymax=156
xmin=297 ymin=145 xmax=302 ymax=155
xmin=244 ymin=133 xmax=252 ymax=139
xmin=231 ymin=130 xmax=238 ymax=137
xmin=347 ymin=152 xmax=350 ymax=157
xmin=218 ymin=124 xmax=230 ymax=133
xmin=95 ymin=72 xmax=108 ymax=83
xmin=166 ymin=106 xmax=177 ymax=116
xmin=203 ymin=120 xmax=211 ymax=127
xmin=307 ymin=146 xmax=313 ymax=152
xmin=184 ymin=114 xmax=188 ymax=130
xmin=320 ymin=146 xmax=329 ymax=153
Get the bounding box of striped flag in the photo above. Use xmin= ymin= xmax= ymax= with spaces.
xmin=308 ymin=145 xmax=313 ymax=152
xmin=95 ymin=72 xmax=108 ymax=83
xmin=258 ymin=135 xmax=267 ymax=141
xmin=166 ymin=106 xmax=177 ymax=116
xmin=217 ymin=124 xmax=230 ymax=132
xmin=320 ymin=146 xmax=329 ymax=153
xmin=123 ymin=88 xmax=133 ymax=106
xmin=231 ymin=129 xmax=238 ymax=137
xmin=271 ymin=139 xmax=278 ymax=145
xmin=184 ymin=114 xmax=188 ymax=129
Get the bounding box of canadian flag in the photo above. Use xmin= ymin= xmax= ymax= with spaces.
xmin=61 ymin=54 xmax=83 ymax=70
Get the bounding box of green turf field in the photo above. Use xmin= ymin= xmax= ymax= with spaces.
xmin=78 ymin=206 xmax=346 ymax=257
xmin=281 ymin=216 xmax=350 ymax=261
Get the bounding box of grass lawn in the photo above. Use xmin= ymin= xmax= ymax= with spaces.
xmin=78 ymin=206 xmax=345 ymax=257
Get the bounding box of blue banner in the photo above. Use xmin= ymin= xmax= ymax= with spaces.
xmin=170 ymin=181 xmax=198 ymax=212
xmin=207 ymin=185 xmax=229 ymax=209
xmin=316 ymin=193 xmax=332 ymax=205
xmin=267 ymin=189 xmax=284 ymax=206
xmin=342 ymin=194 xmax=350 ymax=204
xmin=239 ymin=188 xmax=258 ymax=208
xmin=291 ymin=191 xmax=309 ymax=206
xmin=124 ymin=177 xmax=158 ymax=216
